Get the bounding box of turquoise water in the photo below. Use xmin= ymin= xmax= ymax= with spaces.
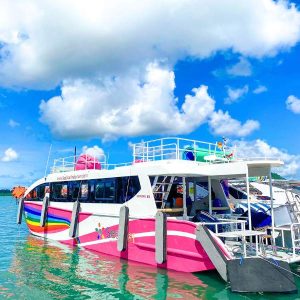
xmin=1 ymin=196 xmax=300 ymax=299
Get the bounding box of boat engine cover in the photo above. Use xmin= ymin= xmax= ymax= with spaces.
xmin=227 ymin=257 xmax=297 ymax=293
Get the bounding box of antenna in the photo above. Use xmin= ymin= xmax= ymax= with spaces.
xmin=74 ymin=146 xmax=77 ymax=171
xmin=44 ymin=143 xmax=52 ymax=179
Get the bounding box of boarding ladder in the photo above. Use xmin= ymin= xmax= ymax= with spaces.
xmin=285 ymin=189 xmax=300 ymax=223
xmin=152 ymin=176 xmax=175 ymax=208
xmin=285 ymin=189 xmax=300 ymax=250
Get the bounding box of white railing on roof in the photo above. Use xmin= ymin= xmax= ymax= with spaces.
xmin=132 ymin=137 xmax=235 ymax=163
xmin=50 ymin=137 xmax=281 ymax=174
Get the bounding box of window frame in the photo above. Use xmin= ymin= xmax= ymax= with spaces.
xmin=51 ymin=181 xmax=69 ymax=202
xmin=94 ymin=178 xmax=116 ymax=203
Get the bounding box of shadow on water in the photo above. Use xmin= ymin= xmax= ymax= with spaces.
xmin=1 ymin=197 xmax=300 ymax=299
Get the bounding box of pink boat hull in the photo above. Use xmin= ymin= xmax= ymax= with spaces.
xmin=24 ymin=202 xmax=215 ymax=273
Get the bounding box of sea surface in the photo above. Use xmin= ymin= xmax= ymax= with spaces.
xmin=1 ymin=196 xmax=300 ymax=300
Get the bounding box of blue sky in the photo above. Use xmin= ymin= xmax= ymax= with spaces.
xmin=1 ymin=0 xmax=300 ymax=187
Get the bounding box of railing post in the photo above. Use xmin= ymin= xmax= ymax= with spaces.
xmin=183 ymin=177 xmax=187 ymax=220
xmin=281 ymin=229 xmax=285 ymax=248
xmin=208 ymin=177 xmax=212 ymax=215
xmin=246 ymin=171 xmax=252 ymax=230
xmin=291 ymin=224 xmax=296 ymax=257
xmin=133 ymin=144 xmax=136 ymax=163
xmin=269 ymin=170 xmax=275 ymax=248
xmin=146 ymin=142 xmax=149 ymax=162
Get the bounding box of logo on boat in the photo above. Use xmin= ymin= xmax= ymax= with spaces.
xmin=95 ymin=223 xmax=134 ymax=242
xmin=56 ymin=173 xmax=89 ymax=181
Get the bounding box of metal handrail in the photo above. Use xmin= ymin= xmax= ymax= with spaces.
xmin=133 ymin=137 xmax=235 ymax=164
xmin=197 ymin=219 xmax=246 ymax=234
xmin=51 ymin=137 xmax=281 ymax=174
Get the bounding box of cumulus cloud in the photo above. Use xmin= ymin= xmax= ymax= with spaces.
xmin=225 ymin=85 xmax=249 ymax=104
xmin=82 ymin=145 xmax=105 ymax=160
xmin=209 ymin=110 xmax=260 ymax=137
xmin=226 ymin=57 xmax=252 ymax=77
xmin=253 ymin=85 xmax=268 ymax=94
xmin=8 ymin=119 xmax=20 ymax=128
xmin=0 ymin=0 xmax=300 ymax=88
xmin=40 ymin=63 xmax=216 ymax=140
xmin=1 ymin=148 xmax=18 ymax=162
xmin=234 ymin=139 xmax=300 ymax=177
xmin=286 ymin=95 xmax=300 ymax=114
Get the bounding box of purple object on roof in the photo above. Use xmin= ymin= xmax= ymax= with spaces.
xmin=75 ymin=154 xmax=101 ymax=171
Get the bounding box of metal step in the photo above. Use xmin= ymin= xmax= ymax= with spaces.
xmin=152 ymin=176 xmax=175 ymax=208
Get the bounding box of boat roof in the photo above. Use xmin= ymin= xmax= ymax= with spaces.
xmin=25 ymin=137 xmax=284 ymax=195
xmin=46 ymin=136 xmax=283 ymax=181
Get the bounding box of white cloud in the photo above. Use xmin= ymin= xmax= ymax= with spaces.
xmin=209 ymin=110 xmax=260 ymax=137
xmin=0 ymin=0 xmax=300 ymax=88
xmin=225 ymin=85 xmax=249 ymax=104
xmin=226 ymin=57 xmax=252 ymax=77
xmin=253 ymin=85 xmax=268 ymax=94
xmin=8 ymin=119 xmax=20 ymax=128
xmin=40 ymin=63 xmax=216 ymax=140
xmin=234 ymin=139 xmax=300 ymax=177
xmin=82 ymin=145 xmax=105 ymax=160
xmin=1 ymin=148 xmax=18 ymax=162
xmin=286 ymin=95 xmax=300 ymax=114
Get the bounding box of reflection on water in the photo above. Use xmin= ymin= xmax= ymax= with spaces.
xmin=8 ymin=236 xmax=211 ymax=299
xmin=1 ymin=197 xmax=300 ymax=299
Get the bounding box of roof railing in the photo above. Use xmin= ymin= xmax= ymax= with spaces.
xmin=132 ymin=137 xmax=234 ymax=164
xmin=50 ymin=137 xmax=281 ymax=174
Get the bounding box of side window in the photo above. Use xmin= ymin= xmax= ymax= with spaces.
xmin=80 ymin=182 xmax=89 ymax=202
xmin=36 ymin=184 xmax=50 ymax=200
xmin=95 ymin=181 xmax=105 ymax=199
xmin=52 ymin=182 xmax=68 ymax=201
xmin=117 ymin=176 xmax=141 ymax=203
xmin=69 ymin=181 xmax=80 ymax=200
xmin=26 ymin=188 xmax=38 ymax=201
xmin=95 ymin=179 xmax=116 ymax=202
xmin=81 ymin=183 xmax=89 ymax=199
xmin=26 ymin=183 xmax=49 ymax=201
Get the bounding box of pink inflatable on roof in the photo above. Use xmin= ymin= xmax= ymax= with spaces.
xmin=75 ymin=154 xmax=101 ymax=171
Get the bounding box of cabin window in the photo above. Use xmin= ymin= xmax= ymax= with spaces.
xmin=68 ymin=181 xmax=89 ymax=201
xmin=37 ymin=184 xmax=50 ymax=199
xmin=95 ymin=178 xmax=115 ymax=202
xmin=52 ymin=182 xmax=68 ymax=201
xmin=117 ymin=176 xmax=141 ymax=202
xmin=69 ymin=181 xmax=80 ymax=199
xmin=81 ymin=183 xmax=89 ymax=198
xmin=46 ymin=176 xmax=141 ymax=203
xmin=26 ymin=183 xmax=49 ymax=201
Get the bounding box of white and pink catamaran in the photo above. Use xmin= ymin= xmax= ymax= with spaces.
xmin=17 ymin=137 xmax=300 ymax=293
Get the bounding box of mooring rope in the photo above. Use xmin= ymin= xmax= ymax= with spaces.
xmin=246 ymin=243 xmax=300 ymax=279
xmin=258 ymin=255 xmax=300 ymax=279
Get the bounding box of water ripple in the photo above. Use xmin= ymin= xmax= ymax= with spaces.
xmin=1 ymin=197 xmax=300 ymax=299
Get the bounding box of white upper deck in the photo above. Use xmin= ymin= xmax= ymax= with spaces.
xmin=50 ymin=137 xmax=283 ymax=176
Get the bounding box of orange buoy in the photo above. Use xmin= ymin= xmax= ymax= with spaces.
xmin=11 ymin=186 xmax=27 ymax=199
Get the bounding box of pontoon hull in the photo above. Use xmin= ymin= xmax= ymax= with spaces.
xmin=24 ymin=202 xmax=215 ymax=273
